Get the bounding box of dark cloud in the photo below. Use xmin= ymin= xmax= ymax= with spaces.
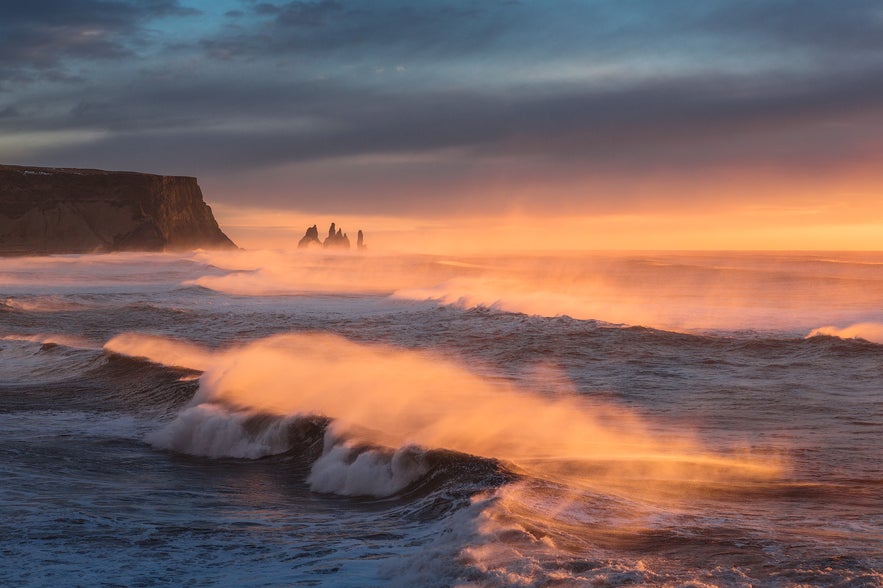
xmin=0 ymin=105 xmax=20 ymax=119
xmin=0 ymin=0 xmax=198 ymax=78
xmin=253 ymin=3 xmax=282 ymax=16
xmin=4 ymin=0 xmax=883 ymax=215
xmin=197 ymin=0 xmax=883 ymax=68
xmin=201 ymin=0 xmax=506 ymax=62
xmin=275 ymin=0 xmax=342 ymax=26
xmin=697 ymin=0 xmax=883 ymax=54
xmin=26 ymin=62 xmax=883 ymax=177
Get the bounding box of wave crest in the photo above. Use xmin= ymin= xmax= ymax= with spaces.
xmin=104 ymin=332 xmax=214 ymax=371
xmin=308 ymin=433 xmax=430 ymax=496
xmin=118 ymin=331 xmax=781 ymax=501
xmin=806 ymin=322 xmax=883 ymax=344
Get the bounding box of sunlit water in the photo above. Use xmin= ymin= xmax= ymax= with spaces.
xmin=1 ymin=250 xmax=881 ymax=587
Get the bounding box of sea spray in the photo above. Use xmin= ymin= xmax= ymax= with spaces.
xmin=4 ymin=251 xmax=881 ymax=586
xmin=105 ymin=332 xmax=214 ymax=371
xmin=807 ymin=322 xmax=883 ymax=344
xmin=106 ymin=331 xmax=783 ymax=502
xmin=188 ymin=249 xmax=883 ymax=333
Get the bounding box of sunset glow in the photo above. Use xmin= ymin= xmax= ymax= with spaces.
xmin=3 ymin=2 xmax=882 ymax=586
xmin=3 ymin=1 xmax=881 ymax=252
xmin=215 ymin=203 xmax=883 ymax=253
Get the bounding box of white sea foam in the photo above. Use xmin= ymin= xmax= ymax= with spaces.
xmin=145 ymin=404 xmax=295 ymax=459
xmin=146 ymin=401 xmax=430 ymax=496
xmin=307 ymin=431 xmax=429 ymax=496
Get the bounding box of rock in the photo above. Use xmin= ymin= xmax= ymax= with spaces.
xmin=298 ymin=222 xmax=366 ymax=251
xmin=297 ymin=224 xmax=321 ymax=248
xmin=0 ymin=164 xmax=236 ymax=255
xmin=323 ymin=223 xmax=351 ymax=249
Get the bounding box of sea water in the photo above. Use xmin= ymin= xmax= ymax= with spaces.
xmin=1 ymin=250 xmax=881 ymax=587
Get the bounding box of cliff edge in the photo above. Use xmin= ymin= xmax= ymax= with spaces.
xmin=0 ymin=164 xmax=236 ymax=254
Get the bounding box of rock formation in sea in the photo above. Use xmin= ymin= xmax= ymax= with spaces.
xmin=323 ymin=222 xmax=350 ymax=249
xmin=296 ymin=222 xmax=365 ymax=250
xmin=0 ymin=164 xmax=236 ymax=255
xmin=297 ymin=224 xmax=321 ymax=248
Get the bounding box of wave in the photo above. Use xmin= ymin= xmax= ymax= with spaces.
xmin=106 ymin=331 xmax=782 ymax=500
xmin=806 ymin=322 xmax=883 ymax=345
xmin=0 ymin=334 xmax=104 ymax=385
xmin=104 ymin=333 xmax=214 ymax=371
xmin=7 ymin=250 xmax=882 ymax=335
xmin=2 ymin=296 xmax=94 ymax=313
xmin=105 ymin=329 xmax=881 ymax=585
xmin=147 ymin=405 xmax=316 ymax=459
xmin=1 ymin=332 xmax=100 ymax=350
xmin=186 ymin=250 xmax=883 ymax=333
xmin=146 ymin=401 xmax=507 ymax=501
xmin=308 ymin=434 xmax=432 ymax=497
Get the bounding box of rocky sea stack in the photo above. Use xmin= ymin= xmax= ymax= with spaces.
xmin=298 ymin=222 xmax=366 ymax=250
xmin=0 ymin=164 xmax=236 ymax=255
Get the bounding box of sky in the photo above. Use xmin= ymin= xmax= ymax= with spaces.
xmin=2 ymin=0 xmax=882 ymax=250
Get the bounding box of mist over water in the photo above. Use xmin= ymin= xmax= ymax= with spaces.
xmin=187 ymin=249 xmax=883 ymax=335
xmin=2 ymin=250 xmax=881 ymax=586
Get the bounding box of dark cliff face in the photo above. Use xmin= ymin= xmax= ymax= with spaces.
xmin=0 ymin=165 xmax=236 ymax=254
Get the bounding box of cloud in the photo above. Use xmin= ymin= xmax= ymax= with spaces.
xmin=0 ymin=106 xmax=20 ymax=119
xmin=21 ymin=61 xmax=883 ymax=172
xmin=3 ymin=0 xmax=883 ymax=217
xmin=0 ymin=0 xmax=198 ymax=79
xmin=200 ymin=0 xmax=505 ymax=62
xmin=696 ymin=0 xmax=883 ymax=54
xmin=275 ymin=0 xmax=343 ymax=27
xmin=196 ymin=0 xmax=883 ymax=70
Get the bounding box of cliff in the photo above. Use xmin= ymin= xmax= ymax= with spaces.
xmin=0 ymin=164 xmax=236 ymax=254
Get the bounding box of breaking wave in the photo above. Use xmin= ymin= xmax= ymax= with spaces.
xmin=106 ymin=332 xmax=781 ymax=502
xmin=807 ymin=322 xmax=883 ymax=344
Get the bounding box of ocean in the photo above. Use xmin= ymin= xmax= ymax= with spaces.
xmin=1 ymin=250 xmax=881 ymax=587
